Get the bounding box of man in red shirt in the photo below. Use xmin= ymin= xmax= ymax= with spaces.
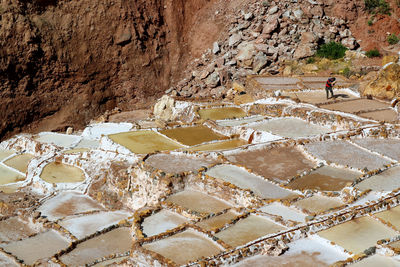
xmin=326 ymin=77 xmax=336 ymax=99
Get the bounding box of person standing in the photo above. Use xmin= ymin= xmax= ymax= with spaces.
xmin=325 ymin=77 xmax=336 ymax=99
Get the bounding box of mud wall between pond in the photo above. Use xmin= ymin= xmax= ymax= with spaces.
xmin=0 ymin=0 xmax=216 ymax=140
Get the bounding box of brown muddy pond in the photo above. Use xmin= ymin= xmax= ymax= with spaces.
xmin=160 ymin=125 xmax=229 ymax=146
xmin=359 ymin=109 xmax=398 ymax=123
xmin=196 ymin=210 xmax=240 ymax=232
xmin=109 ymin=130 xmax=184 ymax=154
xmin=198 ymin=107 xmax=247 ymax=121
xmin=287 ymin=166 xmax=361 ymax=191
xmin=40 ymin=162 xmax=85 ymax=184
xmin=3 ymin=154 xmax=34 ymax=173
xmin=293 ymin=195 xmax=344 ymax=214
xmin=226 ymin=146 xmax=315 ymax=183
xmin=319 ymin=99 xmax=389 ymax=114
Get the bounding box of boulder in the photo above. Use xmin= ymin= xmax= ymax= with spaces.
xmin=153 ymin=95 xmax=176 ymax=121
xmin=362 ymin=63 xmax=400 ymax=99
xmin=263 ymin=14 xmax=280 ymax=34
xmin=205 ymin=72 xmax=221 ymax=88
xmin=253 ymin=52 xmax=269 ymax=73
xmin=229 ymin=33 xmax=242 ymax=47
xmin=341 ymin=37 xmax=357 ymax=50
xmin=115 ymin=27 xmax=132 ymax=46
xmin=236 ymin=42 xmax=256 ymax=62
xmin=212 ymin=42 xmax=220 ymax=54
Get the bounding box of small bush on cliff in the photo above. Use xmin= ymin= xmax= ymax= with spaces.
xmin=366 ymin=48 xmax=381 ymax=58
xmin=364 ymin=0 xmax=391 ymax=15
xmin=316 ymin=42 xmax=347 ymax=60
xmin=388 ymin=34 xmax=400 ymax=45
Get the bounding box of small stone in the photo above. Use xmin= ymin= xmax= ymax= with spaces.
xmin=229 ymin=33 xmax=242 ymax=47
xmin=213 ymin=42 xmax=220 ymax=54
xmin=205 ymin=72 xmax=220 ymax=88
xmin=244 ymin=12 xmax=254 ymax=20
xmin=268 ymin=6 xmax=279 ymax=15
xmin=66 ymin=127 xmax=73 ymax=135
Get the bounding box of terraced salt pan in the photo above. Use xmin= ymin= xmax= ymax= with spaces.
xmin=225 ymin=146 xmax=315 ymax=183
xmin=248 ymin=118 xmax=332 ymax=138
xmin=160 ymin=125 xmax=229 ymax=146
xmin=91 ymin=256 xmax=129 ymax=267
xmin=259 ymin=202 xmax=306 ymax=223
xmin=40 ymin=161 xmax=85 ymax=184
xmin=108 ymin=130 xmax=184 ymax=154
xmin=304 ymin=140 xmax=391 ymax=170
xmin=4 ymin=153 xmax=34 ymax=173
xmin=319 ymin=99 xmax=390 ymax=114
xmin=166 ymin=190 xmax=232 ymax=214
xmin=60 ymin=227 xmax=132 ymax=266
xmin=283 ymin=89 xmax=359 ymax=104
xmin=145 ymin=153 xmax=219 ymax=173
xmin=0 ymin=149 xmax=15 ymax=161
xmin=232 ymin=253 xmax=328 ymax=267
xmin=353 ymin=138 xmax=400 ymax=161
xmin=82 ymin=123 xmax=133 ymax=139
xmin=74 ymin=138 xmax=100 ymax=149
xmin=1 ymin=230 xmax=70 ymax=265
xmin=300 ymin=76 xmax=346 ymax=83
xmin=59 ymin=210 xmax=131 ymax=239
xmin=318 ymin=216 xmax=397 ymax=254
xmin=196 ymin=210 xmax=240 ymax=232
xmin=216 ymin=115 xmax=264 ymax=127
xmin=205 ymin=164 xmax=296 ymax=199
xmin=235 ymin=234 xmax=350 ymax=266
xmin=215 ymin=215 xmax=286 ymax=247
xmin=0 ymin=252 xmax=18 ymax=267
xmin=293 ymin=195 xmax=344 ymax=214
xmin=359 ymin=109 xmax=398 ymax=123
xmin=143 ymin=229 xmax=223 ymax=265
xmin=34 ymin=133 xmax=81 ymax=148
xmin=198 ymin=107 xmax=247 ymax=121
xmin=0 ymin=165 xmax=25 ymax=185
xmin=0 ymin=217 xmax=39 ymax=242
xmin=186 ymin=139 xmax=248 ymax=152
xmin=38 ymin=191 xmax=105 ymax=221
xmin=349 ymin=254 xmax=400 ymax=266
xmin=287 ymin=166 xmax=361 ymax=191
xmin=142 ymin=210 xmax=190 ymax=237
xmin=374 ymin=205 xmax=400 ymax=231
xmin=356 ymin=166 xmax=400 ymax=192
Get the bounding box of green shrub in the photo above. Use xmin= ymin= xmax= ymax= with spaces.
xmin=306 ymin=57 xmax=316 ymax=64
xmin=316 ymin=42 xmax=348 ymax=60
xmin=364 ymin=0 xmax=391 ymax=15
xmin=365 ymin=48 xmax=381 ymax=58
xmin=387 ymin=33 xmax=400 ymax=45
xmin=342 ymin=67 xmax=353 ymax=78
xmin=367 ymin=19 xmax=373 ymax=26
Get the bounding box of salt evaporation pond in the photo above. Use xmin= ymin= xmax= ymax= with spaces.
xmin=1 ymin=230 xmax=70 ymax=265
xmin=226 ymin=146 xmax=315 ymax=183
xmin=215 ymin=215 xmax=286 ymax=247
xmin=0 ymin=149 xmax=15 ymax=161
xmin=216 ymin=115 xmax=264 ymax=127
xmin=304 ymin=140 xmax=391 ymax=170
xmin=293 ymin=195 xmax=344 ymax=214
xmin=108 ymin=130 xmax=184 ymax=154
xmin=196 ymin=210 xmax=239 ymax=232
xmin=40 ymin=162 xmax=85 ymax=183
xmin=284 ymin=89 xmax=359 ymax=104
xmin=318 ymin=216 xmax=397 ymax=254
xmin=38 ymin=191 xmax=105 ymax=221
xmin=186 ymin=139 xmax=248 ymax=152
xmin=198 ymin=107 xmax=247 ymax=121
xmin=59 ymin=210 xmax=130 ymax=239
xmin=247 ymin=117 xmax=332 ymax=138
xmin=320 ymin=99 xmax=389 ymax=114
xmin=145 ymin=153 xmax=219 ymax=173
xmin=0 ymin=165 xmax=25 ymax=185
xmin=4 ymin=153 xmax=34 ymax=173
xmin=0 ymin=217 xmax=38 ymax=242
xmin=206 ymin=164 xmax=297 ymax=199
xmin=143 ymin=229 xmax=223 ymax=265
xmin=349 ymin=254 xmax=400 ymax=267
xmin=359 ymin=109 xmax=398 ymax=123
xmin=166 ymin=190 xmax=231 ymax=214
xmin=353 ymin=138 xmax=400 ymax=161
xmin=259 ymin=202 xmax=306 ymax=223
xmin=287 ymin=166 xmax=361 ymax=191
xmin=160 ymin=125 xmax=228 ymax=146
xmin=34 ymin=133 xmax=81 ymax=148
xmin=142 ymin=210 xmax=189 ymax=237
xmin=374 ymin=205 xmax=400 ymax=231
xmin=356 ymin=166 xmax=400 ymax=192
xmin=60 ymin=227 xmax=132 ymax=266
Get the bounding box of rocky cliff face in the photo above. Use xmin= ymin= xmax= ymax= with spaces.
xmin=0 ymin=0 xmax=233 ymax=139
